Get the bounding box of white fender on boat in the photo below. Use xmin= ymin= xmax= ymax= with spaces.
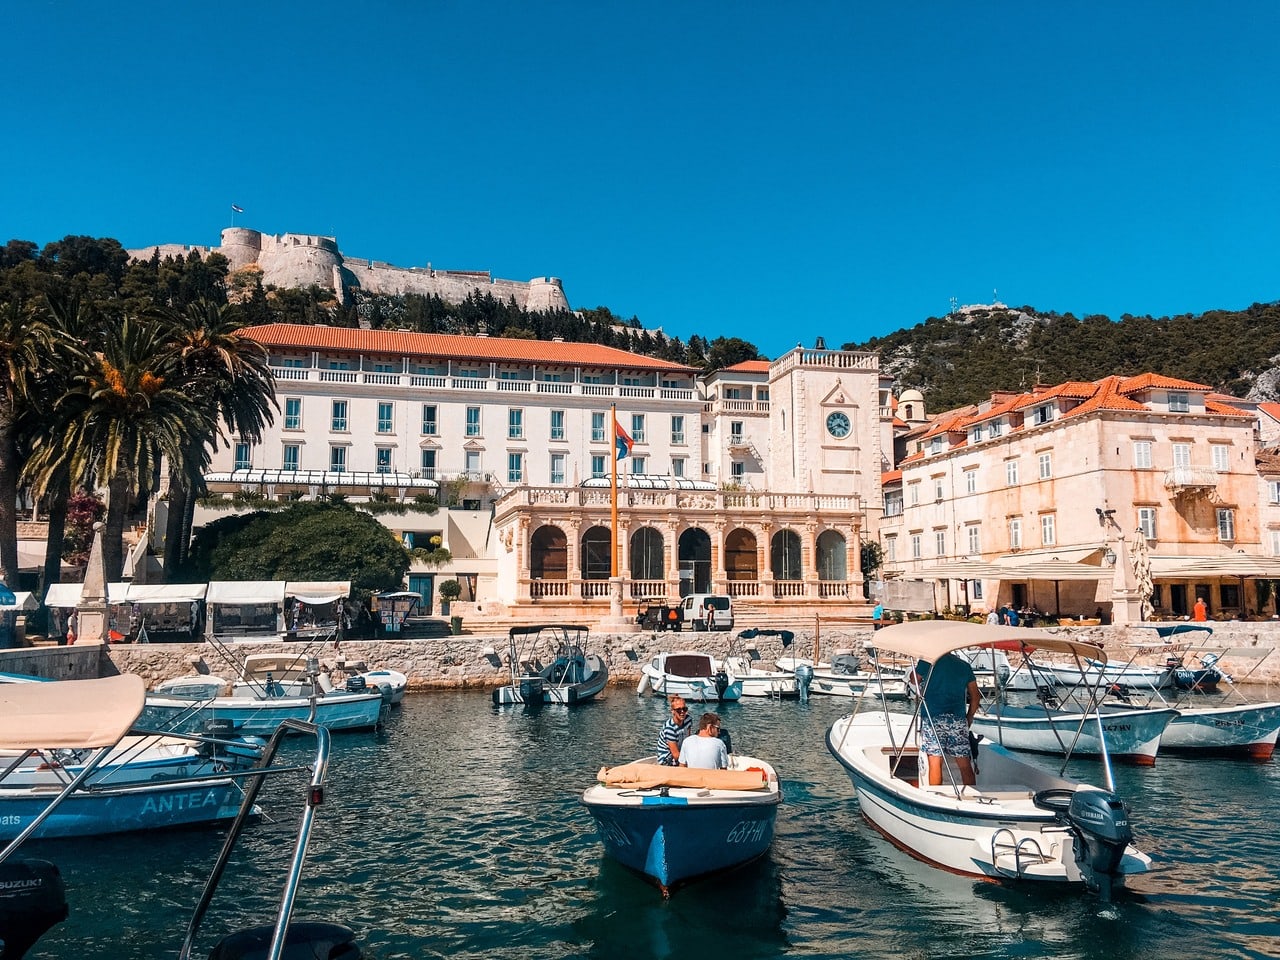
xmin=636 ymin=673 xmax=651 ymax=696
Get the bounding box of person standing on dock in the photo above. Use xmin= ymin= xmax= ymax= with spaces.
xmin=657 ymin=697 xmax=692 ymax=766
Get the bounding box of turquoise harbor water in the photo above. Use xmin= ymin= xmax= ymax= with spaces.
xmin=27 ymin=690 xmax=1280 ymax=960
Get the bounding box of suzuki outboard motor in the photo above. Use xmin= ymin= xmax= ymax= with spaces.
xmin=794 ymin=663 xmax=814 ymax=702
xmin=1036 ymin=787 xmax=1133 ymax=901
xmin=0 ymin=859 xmax=68 ymax=960
xmin=207 ymin=921 xmax=362 ymax=960
xmin=713 ymin=671 xmax=730 ymax=701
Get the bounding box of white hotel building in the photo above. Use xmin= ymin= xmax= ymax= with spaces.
xmin=197 ymin=324 xmax=891 ymax=625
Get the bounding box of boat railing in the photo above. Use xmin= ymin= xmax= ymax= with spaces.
xmin=990 ymin=828 xmax=1054 ymax=877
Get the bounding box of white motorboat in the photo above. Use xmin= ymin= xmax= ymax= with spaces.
xmin=956 ymin=646 xmax=1056 ymax=693
xmin=825 ymin=621 xmax=1152 ymax=900
xmin=493 ymin=624 xmax=610 ymax=706
xmin=231 ymin=651 xmax=408 ymax=704
xmin=972 ymin=701 xmax=1179 ymax=765
xmin=638 ymin=651 xmax=742 ymax=701
xmin=775 ymin=652 xmax=910 ymax=700
xmin=1045 ymin=656 xmax=1174 ymax=690
xmin=722 ymin=629 xmax=802 ymax=698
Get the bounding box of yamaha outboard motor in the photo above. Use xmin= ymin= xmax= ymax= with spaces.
xmin=794 ymin=663 xmax=814 ymax=702
xmin=207 ymin=921 xmax=362 ymax=960
xmin=0 ymin=859 xmax=68 ymax=960
xmin=1036 ymin=787 xmax=1133 ymax=902
xmin=713 ymin=671 xmax=730 ymax=701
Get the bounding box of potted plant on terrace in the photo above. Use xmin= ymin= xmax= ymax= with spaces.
xmin=439 ymin=578 xmax=462 ymax=617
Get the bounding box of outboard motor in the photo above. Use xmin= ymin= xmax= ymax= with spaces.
xmin=0 ymin=859 xmax=68 ymax=960
xmin=713 ymin=670 xmax=730 ymax=701
xmin=794 ymin=663 xmax=814 ymax=702
xmin=344 ymin=675 xmax=368 ymax=693
xmin=1036 ymin=787 xmax=1134 ymax=902
xmin=717 ymin=726 xmax=733 ymax=754
xmin=207 ymin=921 xmax=362 ymax=960
xmin=519 ymin=675 xmax=545 ymax=706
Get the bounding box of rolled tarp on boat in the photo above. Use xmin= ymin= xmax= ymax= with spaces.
xmin=597 ymin=763 xmax=769 ymax=791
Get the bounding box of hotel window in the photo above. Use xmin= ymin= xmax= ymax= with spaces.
xmin=508 ymin=409 xmax=523 ymax=440
xmin=884 ymin=536 xmax=897 ymax=563
xmin=632 ymin=457 xmax=647 ymax=475
xmin=758 ymin=387 xmax=769 ymax=401
xmin=631 ymin=414 xmax=646 ymax=443
xmin=933 ymin=478 xmax=944 ymax=501
xmin=583 ymin=375 xmax=603 ymax=385
xmin=284 ymin=398 xmax=301 ymax=430
xmin=969 ymin=425 xmax=984 ymax=444
xmin=929 ymin=437 xmax=943 ymax=454
xmin=910 ymin=534 xmax=922 ymax=560
xmin=279 ymin=358 xmax=305 ymax=368
xmin=1033 ymin=405 xmax=1053 ymax=425
xmin=989 ymin=420 xmax=1002 ymax=438
xmin=420 ymin=449 xmax=436 ymax=479
xmin=466 ymin=407 xmax=481 ymax=437
xmin=1040 ymin=514 xmax=1056 ymax=546
xmin=1172 ymin=442 xmax=1192 ymax=468
xmin=1133 ymin=440 xmax=1153 ymax=468
xmin=1217 ymin=508 xmax=1236 ymax=542
xmin=967 ymin=524 xmax=980 ymax=554
xmin=908 ymin=482 xmax=920 ymax=505
xmin=591 ymin=455 xmax=606 ymax=478
xmin=327 ymin=360 xmax=351 ymax=370
xmin=329 ymin=446 xmax=346 ymax=473
xmin=591 ymin=412 xmax=606 ymax=442
xmin=963 ymin=469 xmax=977 ymax=495
xmin=1169 ymin=391 xmax=1190 ymax=413
xmin=550 ymin=453 xmax=565 ymax=485
xmin=282 ymin=444 xmax=299 ymax=471
xmin=934 ymin=529 xmax=946 ymax=557
xmin=1212 ymin=444 xmax=1230 ymax=472
xmin=331 ymin=401 xmax=348 ymax=432
xmin=885 ymin=492 xmax=903 ymax=517
xmin=671 ymin=415 xmax=685 ymax=444
xmin=550 ymin=410 xmax=565 ymax=440
xmin=507 ymin=453 xmax=523 ymax=484
xmin=1006 ymin=459 xmax=1019 ymax=485
xmin=1038 ymin=452 xmax=1052 ymax=479
xmin=730 ymin=421 xmax=744 ymax=445
xmin=234 ymin=442 xmax=251 ymax=471
xmin=725 ymin=387 xmax=743 ymax=400
xmin=377 ymin=402 xmax=393 ymax=434
xmin=464 ymin=450 xmax=481 ymax=475
xmin=1138 ymin=507 xmax=1157 ymax=540
xmin=375 ymin=448 xmax=392 ymax=474
xmin=498 ymin=370 xmax=520 ymax=380
xmin=730 ymin=461 xmax=744 ymax=481
xmin=372 ymin=362 xmax=395 ymax=374
xmin=421 ymin=405 xmax=437 ymax=435
xmin=672 ymin=457 xmax=685 ymax=477
xmin=1009 ymin=518 xmax=1022 ymax=550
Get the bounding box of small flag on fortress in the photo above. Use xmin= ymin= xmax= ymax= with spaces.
xmin=615 ymin=420 xmax=634 ymax=460
xmin=231 ymin=204 xmax=244 ymax=213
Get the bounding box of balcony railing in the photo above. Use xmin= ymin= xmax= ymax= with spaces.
xmin=1164 ymin=467 xmax=1221 ymax=499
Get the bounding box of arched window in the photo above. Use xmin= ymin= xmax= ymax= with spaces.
xmin=816 ymin=530 xmax=847 ymax=581
xmin=629 ymin=527 xmax=665 ymax=581
xmin=678 ymin=528 xmax=712 ymax=595
xmin=771 ymin=529 xmax=802 ymax=581
xmin=530 ymin=525 xmax=567 ymax=580
xmin=581 ymin=526 xmax=612 ymax=580
xmin=724 ymin=528 xmax=758 ymax=582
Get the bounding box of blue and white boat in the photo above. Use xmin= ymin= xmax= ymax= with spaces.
xmin=493 ymin=624 xmax=609 ymax=706
xmin=581 ymin=755 xmax=780 ymax=895
xmin=638 ymin=650 xmax=743 ymax=701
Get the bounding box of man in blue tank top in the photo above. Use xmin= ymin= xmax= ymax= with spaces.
xmin=913 ymin=653 xmax=981 ymax=786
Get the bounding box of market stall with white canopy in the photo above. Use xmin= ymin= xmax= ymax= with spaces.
xmin=283 ymin=580 xmax=352 ymax=637
xmin=206 ymin=580 xmax=288 ymax=638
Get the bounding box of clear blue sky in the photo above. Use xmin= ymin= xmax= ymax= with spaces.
xmin=6 ymin=2 xmax=1278 ymax=359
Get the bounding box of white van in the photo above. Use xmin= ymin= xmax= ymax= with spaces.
xmin=679 ymin=594 xmax=734 ymax=631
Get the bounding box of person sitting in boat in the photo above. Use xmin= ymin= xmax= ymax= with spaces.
xmin=913 ymin=653 xmax=981 ymax=787
xmin=657 ymin=698 xmax=692 ymax=766
xmin=680 ymin=712 xmax=729 ymax=770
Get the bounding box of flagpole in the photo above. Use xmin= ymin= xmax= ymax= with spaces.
xmin=610 ymin=403 xmax=619 ymax=578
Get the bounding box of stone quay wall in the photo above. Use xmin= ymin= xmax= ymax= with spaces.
xmin=4 ymin=621 xmax=1277 ymax=691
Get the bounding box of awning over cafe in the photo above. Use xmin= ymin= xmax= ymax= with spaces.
xmin=1149 ymin=555 xmax=1280 ymax=577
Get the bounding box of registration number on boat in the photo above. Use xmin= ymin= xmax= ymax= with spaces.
xmin=726 ymin=820 xmax=768 ymax=844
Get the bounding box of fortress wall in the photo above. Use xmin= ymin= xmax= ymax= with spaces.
xmin=126 ymin=243 xmax=216 ymax=262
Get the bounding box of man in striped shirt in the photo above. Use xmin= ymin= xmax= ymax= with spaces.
xmin=657 ymin=697 xmax=692 ymax=765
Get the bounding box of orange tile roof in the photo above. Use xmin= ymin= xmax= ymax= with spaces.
xmin=721 ymin=360 xmax=771 ymax=373
xmin=1117 ymin=373 xmax=1211 ymax=392
xmin=242 ymin=323 xmax=697 ymax=372
xmin=1204 ymin=398 xmax=1254 ymax=417
xmin=1063 ymin=376 xmax=1148 ymax=417
xmin=882 ymin=469 xmax=903 ymax=485
xmin=1013 ymin=382 xmax=1096 ymax=409
xmin=1257 ymin=402 xmax=1280 ymax=422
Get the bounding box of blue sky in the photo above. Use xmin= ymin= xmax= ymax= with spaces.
xmin=6 ymin=2 xmax=1278 ymax=359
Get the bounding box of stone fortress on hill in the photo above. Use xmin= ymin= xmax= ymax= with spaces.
xmin=128 ymin=227 xmax=571 ymax=313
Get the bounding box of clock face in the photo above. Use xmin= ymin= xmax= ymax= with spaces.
xmin=826 ymin=411 xmax=851 ymax=439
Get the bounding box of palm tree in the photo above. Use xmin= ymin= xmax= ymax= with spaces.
xmin=25 ymin=311 xmax=216 ymax=581
xmin=159 ymin=301 xmax=276 ymax=578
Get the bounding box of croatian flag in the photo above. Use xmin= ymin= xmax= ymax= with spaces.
xmin=231 ymin=204 xmax=244 ymax=213
xmin=615 ymin=420 xmax=634 ymax=460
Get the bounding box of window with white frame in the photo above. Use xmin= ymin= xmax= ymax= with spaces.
xmin=989 ymin=420 xmax=1003 ymax=437
xmin=331 ymin=400 xmax=348 ymax=432
xmin=730 ymin=461 xmax=744 ymax=481
xmin=672 ymin=457 xmax=685 ymax=477
xmin=1212 ymin=444 xmax=1230 ymax=472
xmin=969 ymin=424 xmax=984 ymax=444
xmin=464 ymin=450 xmax=481 ymax=475
xmin=671 ymin=415 xmax=685 ymax=445
xmin=885 ymin=491 xmax=903 ymax=516
xmin=420 ymin=449 xmax=436 ymax=479
xmin=550 ymin=453 xmax=565 ymax=485
xmin=908 ymin=482 xmax=920 ymax=505
xmin=234 ymin=442 xmax=251 ymax=471
xmin=1172 ymin=442 xmax=1191 ymax=468
xmin=1217 ymin=508 xmax=1236 ymax=541
xmin=508 ymin=408 xmax=523 ymax=440
xmin=1169 ymin=391 xmax=1190 ymax=413
xmin=1033 ymin=404 xmax=1053 ymax=425
xmin=329 ymin=445 xmax=346 ymax=473
xmin=1271 ymin=529 xmax=1280 ymax=556
xmin=1134 ymin=440 xmax=1153 ymax=468
xmin=377 ymin=402 xmax=393 ymax=434
xmin=934 ymin=529 xmax=946 ymax=557
xmin=910 ymin=534 xmax=922 ymax=560
xmin=730 ymin=421 xmax=744 ymax=445
xmin=967 ymin=524 xmax=980 ymax=554
xmin=375 ymin=448 xmax=392 ymax=473
xmin=929 ymin=437 xmax=943 ymax=454
xmin=1270 ymin=480 xmax=1280 ymax=504
xmin=631 ymin=457 xmax=646 ymax=475
xmin=283 ymin=444 xmax=299 ymax=471
xmin=1038 ymin=452 xmax=1052 ymax=479
xmin=964 ymin=469 xmax=977 ymax=494
xmin=284 ymin=398 xmax=301 ymax=430
xmin=465 ymin=407 xmax=481 ymax=437
xmin=1138 ymin=507 xmax=1157 ymax=540
xmin=507 ymin=453 xmax=523 ymax=484
xmin=550 ymin=410 xmax=565 ymax=441
xmin=1006 ymin=459 xmax=1019 ymax=485
xmin=631 ymin=414 xmax=645 ymax=443
xmin=1009 ymin=518 xmax=1022 ymax=550
xmin=933 ymin=477 xmax=944 ymax=501
xmin=591 ymin=454 xmax=606 ymax=479
xmin=591 ymin=412 xmax=606 ymax=442
xmin=885 ymin=536 xmax=897 ymax=563
xmin=1040 ymin=513 xmax=1056 ymax=546
xmin=421 ymin=404 xmax=437 ymax=435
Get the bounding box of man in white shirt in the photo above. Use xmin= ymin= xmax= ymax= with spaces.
xmin=680 ymin=713 xmax=729 ymax=769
